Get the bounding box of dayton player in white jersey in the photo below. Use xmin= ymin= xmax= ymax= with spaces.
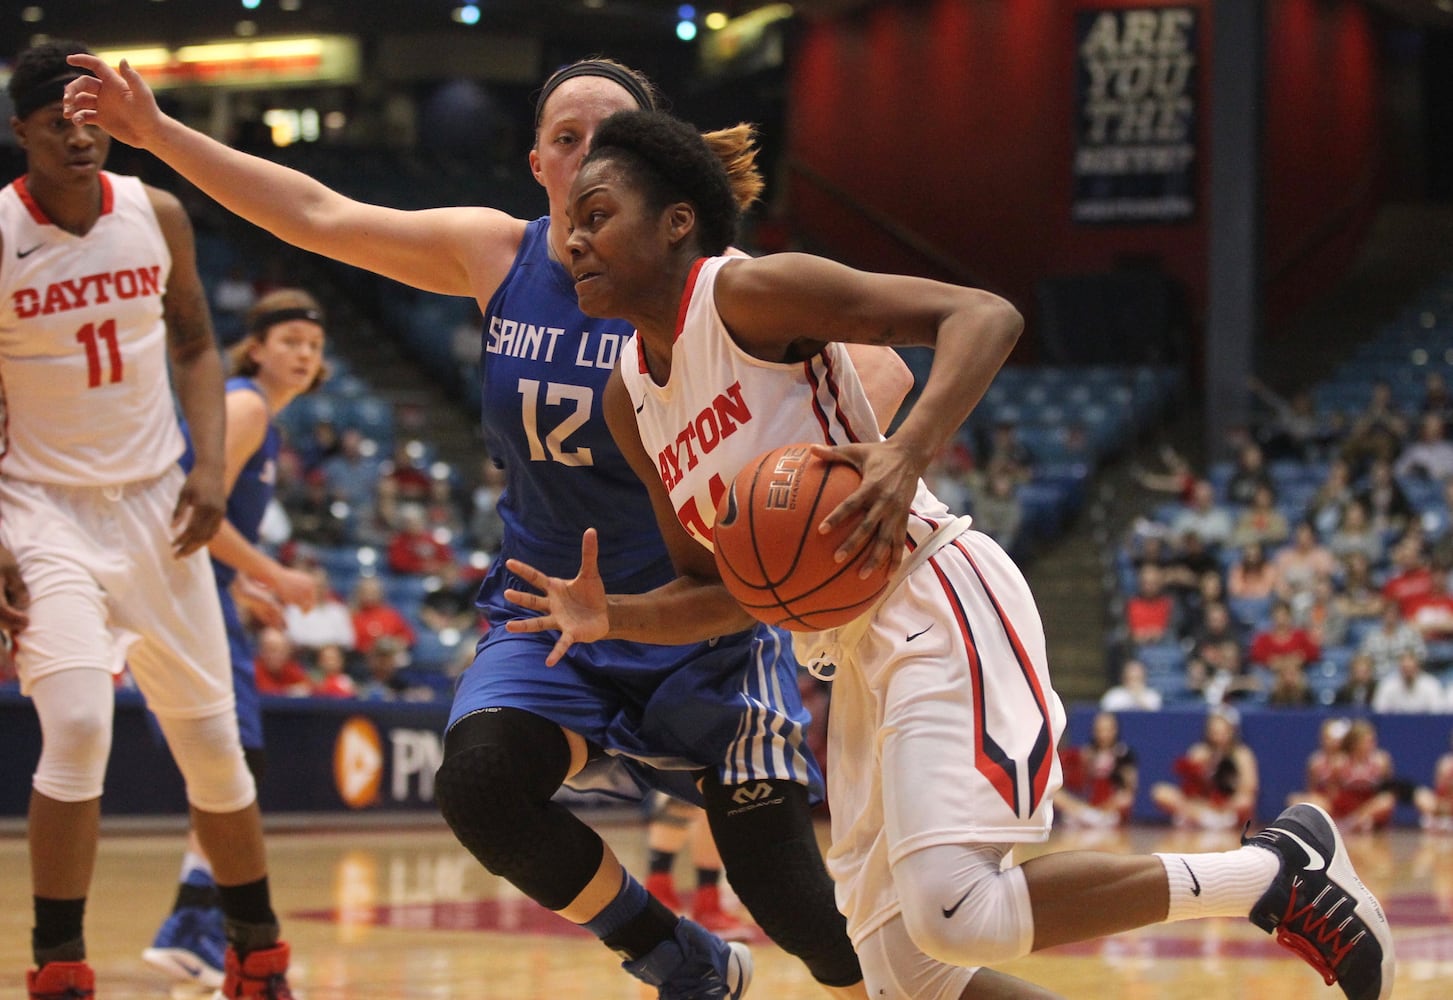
xmin=0 ymin=39 xmax=292 ymax=1000
xmin=503 ymin=110 xmax=1395 ymax=1000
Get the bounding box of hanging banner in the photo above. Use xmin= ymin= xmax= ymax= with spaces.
xmin=1072 ymin=7 xmax=1199 ymax=224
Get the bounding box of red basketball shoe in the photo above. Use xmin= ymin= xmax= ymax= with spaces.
xmin=26 ymin=961 xmax=94 ymax=1000
xmin=691 ymin=884 xmax=753 ymax=942
xmin=214 ymin=942 xmax=294 ymax=1000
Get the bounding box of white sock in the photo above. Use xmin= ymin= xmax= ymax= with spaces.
xmin=1155 ymin=846 xmax=1279 ymax=922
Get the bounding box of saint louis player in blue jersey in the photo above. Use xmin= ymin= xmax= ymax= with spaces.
xmin=146 ymin=289 xmax=326 ymax=989
xmin=67 ymin=53 xmax=916 ymax=998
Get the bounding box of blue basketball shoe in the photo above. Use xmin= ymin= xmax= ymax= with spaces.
xmin=143 ymin=905 xmax=227 ymax=989
xmin=622 ymin=916 xmax=752 ymax=999
xmin=1245 ymin=803 xmax=1395 ymax=1000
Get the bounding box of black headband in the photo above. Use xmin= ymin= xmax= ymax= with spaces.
xmin=13 ymin=69 xmax=94 ymax=119
xmin=250 ymin=307 xmax=323 ymax=333
xmin=534 ymin=61 xmax=654 ymax=129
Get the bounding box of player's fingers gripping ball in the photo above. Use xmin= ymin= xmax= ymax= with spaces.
xmin=713 ymin=444 xmax=891 ymax=631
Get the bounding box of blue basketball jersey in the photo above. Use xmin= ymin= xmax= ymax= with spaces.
xmin=479 ymin=217 xmax=672 ymax=588
xmin=180 ymin=376 xmax=280 ymax=591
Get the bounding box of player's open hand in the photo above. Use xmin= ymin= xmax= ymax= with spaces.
xmin=503 ymin=528 xmax=609 ymax=666
xmin=271 ymin=565 xmax=318 ymax=611
xmin=810 ymin=440 xmax=915 ymax=579
xmin=233 ymin=574 xmax=286 ymax=629
xmin=62 ymin=55 xmax=164 ymax=148
xmin=172 ymin=468 xmax=226 ymax=557
xmin=0 ymin=544 xmax=31 ymax=633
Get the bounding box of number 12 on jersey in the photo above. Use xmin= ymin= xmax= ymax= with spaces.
xmin=76 ymin=318 xmax=124 ymax=388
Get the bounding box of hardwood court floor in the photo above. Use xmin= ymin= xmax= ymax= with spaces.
xmin=1 ymin=816 xmax=1448 ymax=998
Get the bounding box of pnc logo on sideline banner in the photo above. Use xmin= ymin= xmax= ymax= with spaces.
xmin=334 ymin=716 xmax=384 ymax=809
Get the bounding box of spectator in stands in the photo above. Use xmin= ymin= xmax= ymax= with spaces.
xmin=1359 ymin=597 xmax=1428 ymax=677
xmin=284 ymin=470 xmax=352 ymax=549
xmin=1249 ymin=600 xmax=1321 ymax=678
xmin=1307 ymin=458 xmax=1356 ymax=536
xmin=382 ymin=439 xmax=433 ymax=505
xmin=1336 ymin=552 xmax=1389 ymax=626
xmin=1273 ymin=521 xmax=1338 ymax=601
xmin=310 ymin=644 xmax=356 ymax=699
xmin=967 ymin=467 xmax=1024 ymax=557
xmin=1226 ymin=441 xmax=1273 ymax=508
xmin=1372 ymin=649 xmax=1446 ymax=712
xmin=1430 ymin=479 xmax=1453 ymax=567
xmin=1328 ymin=499 xmax=1385 ymax=566
xmin=467 ymin=459 xmax=506 ymax=555
xmin=387 ymin=504 xmax=455 ymax=576
xmin=1382 ymin=533 xmax=1434 ymax=616
xmin=420 ymin=559 xmax=482 ymax=633
xmin=211 ymin=263 xmax=258 ymax=326
xmin=296 ymin=419 xmax=342 ymax=475
xmin=1151 ymin=709 xmax=1260 ymax=830
xmin=1292 ymin=573 xmax=1348 ymax=649
xmin=1341 ymin=379 xmax=1409 ymax=471
xmin=1421 ymin=370 xmax=1453 ymax=423
xmin=1125 ymin=563 xmax=1180 ymax=647
xmin=1406 ymin=565 xmax=1453 ymax=644
xmin=253 ymin=627 xmax=312 ymax=697
xmin=1162 ymin=530 xmax=1221 ymax=603
xmin=1395 ymin=413 xmax=1453 ymax=482
xmin=1333 ymin=652 xmax=1379 ymax=708
xmin=423 ymin=476 xmax=466 ymax=541
xmin=1170 ymin=479 xmax=1234 ymax=551
xmin=1187 ymin=604 xmax=1260 ymax=704
xmin=320 ymin=428 xmax=383 ymax=523
xmin=980 ymin=420 xmax=1034 ymax=483
xmin=1176 ymin=568 xmax=1228 ymax=641
xmin=1247 ymin=376 xmax=1339 ymax=462
xmin=1054 ymin=711 xmax=1138 ymax=829
xmin=1100 ymin=659 xmax=1163 ymax=712
xmin=284 ymin=565 xmax=356 ymax=655
xmin=1413 ymin=729 xmax=1453 ymax=832
xmin=1131 ymin=443 xmax=1197 ymax=502
xmin=357 ymin=635 xmax=410 ymax=702
xmin=1264 ymin=659 xmax=1317 ymax=707
xmin=1226 ymin=541 xmax=1280 ymax=603
xmin=925 ymin=441 xmax=974 ymax=516
xmin=1357 ymin=457 xmax=1414 ymax=537
xmin=1231 ymin=483 xmax=1289 ymax=551
xmin=350 ymin=576 xmax=416 ymax=654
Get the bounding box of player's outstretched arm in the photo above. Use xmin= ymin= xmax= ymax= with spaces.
xmin=63 ymin=55 xmax=513 ymax=299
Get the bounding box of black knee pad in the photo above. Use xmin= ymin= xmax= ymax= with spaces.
xmin=434 ymin=707 xmax=604 ymax=911
xmin=702 ymin=774 xmax=862 ymax=988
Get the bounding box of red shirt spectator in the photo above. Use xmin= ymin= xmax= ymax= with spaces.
xmin=1249 ymin=601 xmax=1321 ymax=671
xmin=1126 ymin=564 xmax=1178 ymax=645
xmin=351 ymin=576 xmax=417 ymax=653
xmin=1382 ymin=536 xmax=1434 ymax=617
xmin=1405 ymin=574 xmax=1453 ymax=640
xmin=387 ymin=505 xmax=455 ymax=576
xmin=254 ymin=627 xmax=313 ymax=697
xmin=311 ymin=644 xmax=357 ymax=699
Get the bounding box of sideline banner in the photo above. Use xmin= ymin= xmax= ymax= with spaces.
xmin=1073 ymin=6 xmax=1199 ymax=224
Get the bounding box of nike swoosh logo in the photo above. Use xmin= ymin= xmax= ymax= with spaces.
xmin=1275 ymin=828 xmax=1327 ymax=872
xmin=1181 ymin=858 xmax=1201 ymax=896
xmin=907 ymin=624 xmax=933 ymax=641
xmin=17 ymin=244 xmax=43 ymax=258
xmin=635 ymin=399 xmax=646 ymax=414
xmin=941 ymin=887 xmax=972 ymax=918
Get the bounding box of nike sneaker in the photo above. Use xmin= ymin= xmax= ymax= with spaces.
xmin=622 ymin=916 xmax=751 ymax=999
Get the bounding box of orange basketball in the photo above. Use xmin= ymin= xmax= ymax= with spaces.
xmin=713 ymin=443 xmax=891 ymax=631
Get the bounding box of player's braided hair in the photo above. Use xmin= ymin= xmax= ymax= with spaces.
xmin=585 ymin=110 xmax=762 ymax=257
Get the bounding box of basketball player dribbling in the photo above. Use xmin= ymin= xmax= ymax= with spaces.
xmin=65 ymin=52 xmax=916 ymax=999
xmin=2 ymin=40 xmax=292 ymax=1000
xmin=495 ymin=109 xmax=1396 ymax=1000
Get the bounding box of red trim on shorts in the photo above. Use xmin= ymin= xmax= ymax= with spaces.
xmin=929 ymin=554 xmax=1020 ymax=814
xmin=953 ymin=535 xmax=1057 ymax=816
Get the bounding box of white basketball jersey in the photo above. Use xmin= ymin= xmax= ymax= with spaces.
xmin=0 ymin=171 xmax=182 ymax=486
xmin=620 ymin=255 xmax=958 ymax=557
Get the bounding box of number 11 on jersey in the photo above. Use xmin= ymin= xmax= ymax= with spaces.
xmin=76 ymin=318 xmax=123 ymax=388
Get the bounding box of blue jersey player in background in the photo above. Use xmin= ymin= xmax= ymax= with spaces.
xmin=68 ymin=52 xmax=915 ymax=999
xmin=148 ymin=289 xmax=326 ymax=990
